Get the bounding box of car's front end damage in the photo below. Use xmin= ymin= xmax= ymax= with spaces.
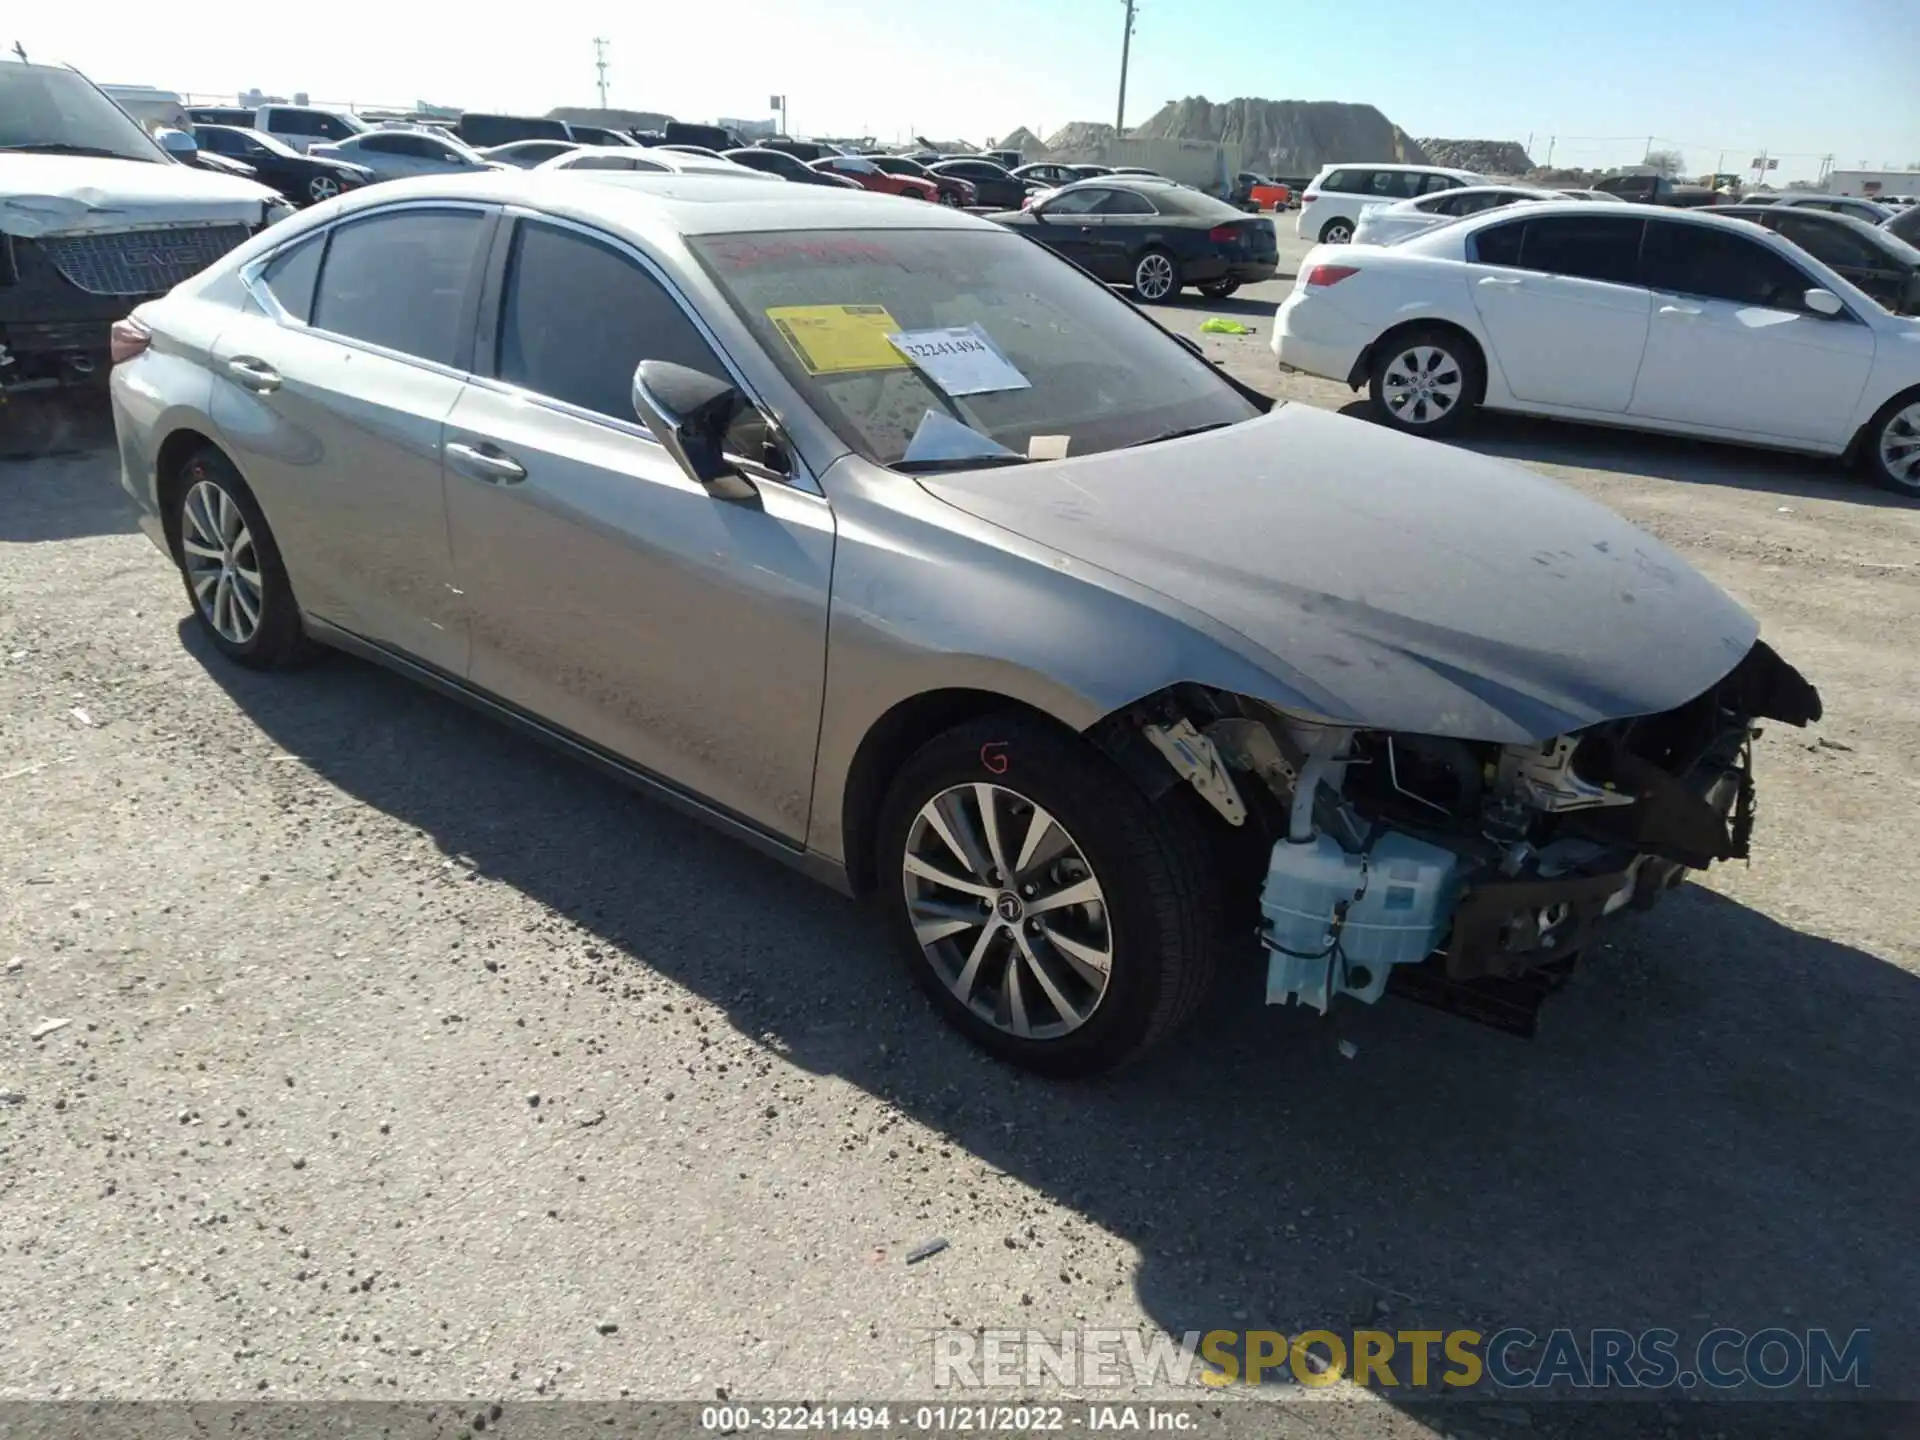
xmin=1102 ymin=637 xmax=1821 ymax=1036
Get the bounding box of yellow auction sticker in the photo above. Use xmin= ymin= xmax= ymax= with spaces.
xmin=766 ymin=304 xmax=911 ymax=375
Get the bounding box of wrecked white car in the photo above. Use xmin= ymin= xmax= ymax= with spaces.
xmin=2 ymin=59 xmax=290 ymax=391
xmin=109 ymin=177 xmax=1820 ymax=1075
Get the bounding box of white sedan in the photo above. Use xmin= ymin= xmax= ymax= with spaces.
xmin=532 ymin=146 xmax=776 ymax=180
xmin=1272 ymin=201 xmax=1920 ymax=496
xmin=1350 ymin=184 xmax=1569 ymax=246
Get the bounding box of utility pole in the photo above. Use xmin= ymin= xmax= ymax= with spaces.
xmin=10 ymin=40 xmax=26 ymax=62
xmin=1545 ymin=136 xmax=1555 ymax=167
xmin=592 ymin=37 xmax=610 ymax=110
xmin=1115 ymin=0 xmax=1137 ymax=137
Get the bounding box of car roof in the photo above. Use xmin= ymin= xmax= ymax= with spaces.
xmin=261 ymin=169 xmax=996 ymax=238
xmin=1319 ymin=161 xmax=1481 ymax=178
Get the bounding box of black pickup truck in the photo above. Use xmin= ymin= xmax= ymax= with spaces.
xmin=1592 ymin=173 xmax=1722 ymax=208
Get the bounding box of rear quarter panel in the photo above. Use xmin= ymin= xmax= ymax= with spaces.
xmin=109 ymin=292 xmax=235 ymax=541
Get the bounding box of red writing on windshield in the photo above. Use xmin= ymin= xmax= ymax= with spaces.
xmin=707 ymin=237 xmax=897 ymax=269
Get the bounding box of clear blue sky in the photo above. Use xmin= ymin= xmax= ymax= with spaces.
xmin=19 ymin=0 xmax=1920 ymax=177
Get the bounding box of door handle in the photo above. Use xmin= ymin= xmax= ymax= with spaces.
xmin=226 ymin=356 xmax=281 ymax=392
xmin=1658 ymin=303 xmax=1703 ymax=317
xmin=445 ymin=441 xmax=527 ymax=484
xmin=1477 ymin=275 xmax=1523 ymax=288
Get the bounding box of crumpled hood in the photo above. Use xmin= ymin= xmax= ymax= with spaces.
xmin=0 ymin=154 xmax=281 ymax=236
xmin=921 ymin=403 xmax=1761 ymax=743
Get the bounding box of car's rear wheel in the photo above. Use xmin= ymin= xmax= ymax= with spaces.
xmin=1131 ymin=248 xmax=1179 ymax=302
xmin=1367 ymin=326 xmax=1483 ymax=436
xmin=1863 ymin=389 xmax=1920 ymax=497
xmin=939 ymin=190 xmax=963 ymax=208
xmin=1319 ymin=218 xmax=1354 ymax=244
xmin=306 ymin=173 xmax=341 ymax=203
xmin=1198 ymin=279 xmax=1240 ymax=299
xmin=170 ymin=447 xmax=318 ymax=669
xmin=876 ymin=715 xmax=1222 ymax=1076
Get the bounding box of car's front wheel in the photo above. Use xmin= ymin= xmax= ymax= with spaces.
xmin=877 ymin=715 xmax=1222 ymax=1076
xmin=306 ymin=173 xmax=341 ymax=203
xmin=1131 ymin=248 xmax=1180 ymax=302
xmin=1863 ymin=388 xmax=1920 ymax=497
xmin=1198 ymin=279 xmax=1240 ymax=299
xmin=1367 ymin=326 xmax=1483 ymax=436
xmin=169 ymin=447 xmax=318 ymax=669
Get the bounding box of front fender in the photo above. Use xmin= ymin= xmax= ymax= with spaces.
xmin=805 ymin=458 xmax=1333 ymax=863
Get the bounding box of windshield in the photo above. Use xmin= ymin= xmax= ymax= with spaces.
xmin=0 ymin=63 xmax=166 ymax=163
xmin=691 ymin=227 xmax=1261 ymax=467
xmin=231 ymin=126 xmax=299 ymax=158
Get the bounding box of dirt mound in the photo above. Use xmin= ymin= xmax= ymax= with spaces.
xmin=1131 ymin=96 xmax=1427 ymax=175
xmin=1418 ymin=138 xmax=1536 ymax=176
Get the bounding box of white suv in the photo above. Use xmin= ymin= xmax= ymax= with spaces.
xmin=1297 ymin=163 xmax=1485 ymax=244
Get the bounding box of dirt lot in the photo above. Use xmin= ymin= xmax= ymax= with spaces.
xmin=3 ymin=264 xmax=1917 ymax=1436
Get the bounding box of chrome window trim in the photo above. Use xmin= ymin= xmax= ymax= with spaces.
xmin=237 ymin=198 xmax=822 ymax=496
xmin=471 ymin=208 xmax=822 ymax=496
xmin=238 ymin=199 xmax=498 ymax=384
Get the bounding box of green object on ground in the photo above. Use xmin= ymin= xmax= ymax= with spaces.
xmin=1199 ymin=317 xmax=1253 ymax=335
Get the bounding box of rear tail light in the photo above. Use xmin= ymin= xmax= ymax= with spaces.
xmin=1208 ymin=224 xmax=1244 ymax=242
xmin=1305 ymin=264 xmax=1359 ymax=287
xmin=109 ymin=317 xmax=151 ymax=364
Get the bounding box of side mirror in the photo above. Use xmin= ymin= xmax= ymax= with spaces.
xmin=631 ymin=360 xmax=760 ymax=502
xmin=1803 ymin=288 xmax=1845 ymax=317
xmin=157 ymin=128 xmax=199 ymax=158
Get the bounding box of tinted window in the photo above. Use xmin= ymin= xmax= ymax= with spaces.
xmin=1472 ymin=218 xmax=1525 ymax=267
xmin=358 ymin=134 xmax=402 ymax=153
xmin=1774 ymin=214 xmax=1883 ymax=270
xmin=1518 ymin=215 xmax=1645 ymax=283
xmin=1097 ymin=190 xmax=1156 ymax=215
xmin=1322 ymin=168 xmax=1368 ymax=194
xmin=1418 ymin=173 xmax=1458 ymax=195
xmin=1639 ymin=222 xmax=1818 ymax=309
xmin=496 ymin=221 xmax=727 ymax=423
xmin=1042 ymin=187 xmax=1111 ymax=215
xmin=196 ymin=128 xmax=238 ymax=154
xmin=260 ymin=236 xmax=323 ymax=323
xmin=312 ymin=209 xmax=487 ymax=365
xmin=568 ymin=153 xmax=636 ymax=170
xmin=315 ymin=113 xmax=356 ymax=140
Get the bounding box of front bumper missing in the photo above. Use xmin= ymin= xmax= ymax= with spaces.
xmin=1259 ymin=739 xmax=1753 ymax=1037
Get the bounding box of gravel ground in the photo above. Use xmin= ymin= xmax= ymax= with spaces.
xmin=2 ymin=254 xmax=1917 ymax=1436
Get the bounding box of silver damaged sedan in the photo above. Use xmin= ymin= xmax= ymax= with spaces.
xmin=110 ymin=171 xmax=1823 ymax=1074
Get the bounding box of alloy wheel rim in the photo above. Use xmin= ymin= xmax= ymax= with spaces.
xmin=1382 ymin=345 xmax=1464 ymax=426
xmin=902 ymin=783 xmax=1113 ymax=1040
xmin=181 ymin=478 xmax=264 ymax=645
xmin=310 ymin=175 xmax=339 ymax=201
xmin=1880 ymin=402 xmax=1920 ymax=489
xmin=1326 ymin=223 xmax=1352 ymax=243
xmin=1136 ymin=254 xmax=1174 ymax=299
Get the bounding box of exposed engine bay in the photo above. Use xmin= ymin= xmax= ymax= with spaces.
xmin=1103 ymin=639 xmax=1823 ymax=1036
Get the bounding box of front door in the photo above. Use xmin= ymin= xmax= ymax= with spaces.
xmin=1468 ymin=212 xmax=1652 ymax=411
xmin=1630 ymin=219 xmax=1876 ymax=447
xmin=210 ymin=204 xmax=493 ymax=675
xmin=441 ymin=217 xmax=834 ymax=842
xmin=1030 ymin=187 xmax=1111 ymax=271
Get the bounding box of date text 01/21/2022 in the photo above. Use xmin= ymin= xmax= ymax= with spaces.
xmin=698 ymin=1404 xmax=1196 ymax=1431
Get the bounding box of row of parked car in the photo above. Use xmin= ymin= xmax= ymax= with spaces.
xmin=1294 ymin=162 xmax=1920 ymax=317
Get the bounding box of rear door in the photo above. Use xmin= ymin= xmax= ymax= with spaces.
xmin=440 ymin=216 xmax=834 ymax=841
xmin=1082 ymin=188 xmax=1161 ymax=277
xmin=210 ymin=204 xmax=494 ymax=673
xmin=1467 ymin=213 xmax=1651 ymax=411
xmin=1770 ymin=211 xmax=1908 ymax=309
xmin=1629 ymin=219 xmax=1875 ymax=446
xmin=1028 ymin=187 xmax=1111 ymax=270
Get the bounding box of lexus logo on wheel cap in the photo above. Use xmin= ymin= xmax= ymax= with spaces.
xmin=995 ymin=892 xmax=1023 ymax=923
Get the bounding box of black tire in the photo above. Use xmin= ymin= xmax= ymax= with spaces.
xmin=1198 ymin=279 xmax=1241 ymax=299
xmin=1130 ymin=248 xmax=1180 ymax=302
xmin=876 ymin=714 xmax=1223 ymax=1077
xmin=1366 ymin=324 xmax=1484 ymax=437
xmin=169 ymin=446 xmax=320 ymax=670
xmin=1319 ymin=218 xmax=1354 ymax=244
xmin=1861 ymin=387 xmax=1920 ymax=497
xmin=938 ymin=190 xmax=963 ymax=208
